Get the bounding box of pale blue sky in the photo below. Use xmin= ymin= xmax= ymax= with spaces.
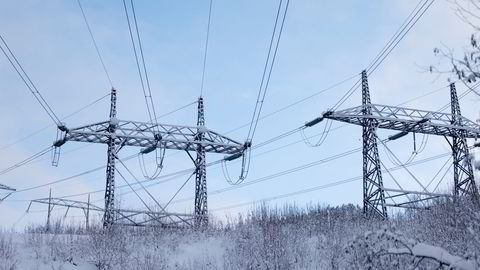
xmin=0 ymin=0 xmax=479 ymax=228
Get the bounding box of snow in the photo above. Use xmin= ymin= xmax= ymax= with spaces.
xmin=1 ymin=202 xmax=479 ymax=269
xmin=388 ymin=243 xmax=477 ymax=270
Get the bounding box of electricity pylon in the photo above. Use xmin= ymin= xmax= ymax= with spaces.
xmin=306 ymin=71 xmax=480 ymax=217
xmin=449 ymin=83 xmax=479 ymax=197
xmin=360 ymin=70 xmax=387 ymax=219
xmin=53 ymin=89 xmax=248 ymax=228
xmin=194 ymin=96 xmax=208 ymax=227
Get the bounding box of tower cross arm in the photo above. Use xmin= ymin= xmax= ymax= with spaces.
xmin=60 ymin=120 xmax=245 ymax=154
xmin=325 ymin=104 xmax=480 ymax=138
xmin=0 ymin=183 xmax=15 ymax=192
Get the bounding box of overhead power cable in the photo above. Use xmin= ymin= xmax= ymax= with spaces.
xmin=0 ymin=92 xmax=110 ymax=176
xmin=0 ymin=100 xmax=205 ymax=196
xmin=246 ymin=0 xmax=290 ymax=142
xmin=367 ymin=0 xmax=436 ymax=76
xmin=76 ymin=0 xmax=114 ymax=88
xmin=366 ymin=0 xmax=430 ymax=74
xmin=168 ymin=151 xmax=453 ymax=208
xmin=225 ymin=73 xmax=358 ymax=135
xmin=123 ymin=0 xmax=158 ymax=124
xmin=331 ymin=0 xmax=436 ymax=110
xmin=123 ymin=0 xmax=166 ymax=179
xmin=200 ymin=0 xmax=213 ymax=96
xmin=437 ymin=81 xmax=480 ymax=112
xmin=0 ymin=146 xmax=52 ymax=176
xmin=0 ymin=34 xmax=61 ymax=126
xmin=2 ymin=78 xmax=451 ymax=199
xmin=2 ymin=62 xmax=458 ymax=202
xmin=0 ymin=92 xmax=110 ymax=152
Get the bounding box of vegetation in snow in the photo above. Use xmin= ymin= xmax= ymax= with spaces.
xmin=1 ymin=197 xmax=479 ymax=269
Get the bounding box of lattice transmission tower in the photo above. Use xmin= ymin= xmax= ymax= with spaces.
xmin=52 ymin=89 xmax=248 ymax=228
xmin=307 ymin=70 xmax=480 ymax=219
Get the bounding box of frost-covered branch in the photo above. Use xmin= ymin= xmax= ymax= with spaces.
xmin=384 ymin=243 xmax=477 ymax=270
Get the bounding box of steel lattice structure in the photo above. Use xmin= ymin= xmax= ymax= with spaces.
xmin=0 ymin=183 xmax=15 ymax=201
xmin=194 ymin=97 xmax=208 ymax=227
xmin=360 ymin=71 xmax=387 ymax=219
xmin=28 ymin=197 xmax=194 ymax=228
xmin=449 ymin=83 xmax=479 ymax=197
xmin=316 ymin=70 xmax=480 ymax=218
xmin=53 ymin=89 xmax=247 ymax=228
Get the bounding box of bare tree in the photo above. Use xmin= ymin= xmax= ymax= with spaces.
xmin=432 ymin=0 xmax=480 ymax=97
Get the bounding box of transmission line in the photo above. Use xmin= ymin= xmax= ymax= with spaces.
xmin=76 ymin=0 xmax=114 ymax=87
xmin=0 ymin=147 xmax=52 ymax=176
xmin=0 ymin=100 xmax=205 ymax=197
xmin=332 ymin=0 xmax=436 ymax=110
xmin=123 ymin=0 xmax=158 ymax=124
xmin=2 ymin=76 xmax=452 ymax=199
xmin=225 ymin=73 xmax=358 ymax=135
xmin=246 ymin=0 xmax=290 ymax=142
xmin=0 ymin=92 xmax=110 ymax=152
xmin=177 ymin=151 xmax=453 ymax=209
xmin=0 ymin=34 xmax=61 ymax=126
xmin=200 ymin=0 xmax=213 ymax=96
xmin=367 ymin=0 xmax=436 ymax=76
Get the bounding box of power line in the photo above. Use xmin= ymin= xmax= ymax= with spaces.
xmin=176 ymin=151 xmax=453 ymax=209
xmin=123 ymin=0 xmax=158 ymax=124
xmin=0 ymin=34 xmax=61 ymax=126
xmin=366 ymin=0 xmax=425 ymax=72
xmin=246 ymin=0 xmax=290 ymax=142
xmin=0 ymin=100 xmax=206 ymax=196
xmin=0 ymin=92 xmax=110 ymax=152
xmin=103 ymin=124 xmax=349 ymax=201
xmin=0 ymin=147 xmax=52 ymax=176
xmin=200 ymin=0 xmax=213 ymax=96
xmin=332 ymin=0 xmax=436 ymax=110
xmin=2 ymin=76 xmax=452 ymax=199
xmin=437 ymin=81 xmax=480 ymax=112
xmin=4 ymin=123 xmax=305 ymax=201
xmin=0 ymin=92 xmax=111 ymax=176
xmin=152 ymin=100 xmax=197 ymax=121
xmin=367 ymin=0 xmax=436 ymax=76
xmin=76 ymin=0 xmax=114 ymax=88
xmin=225 ymin=73 xmax=358 ymax=135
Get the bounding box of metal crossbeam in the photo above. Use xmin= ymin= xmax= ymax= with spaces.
xmin=0 ymin=183 xmax=15 ymax=201
xmin=0 ymin=183 xmax=15 ymax=192
xmin=56 ymin=120 xmax=244 ymax=154
xmin=29 ymin=197 xmax=194 ymax=228
xmin=325 ymin=104 xmax=480 ymax=138
xmin=383 ymin=188 xmax=454 ymax=209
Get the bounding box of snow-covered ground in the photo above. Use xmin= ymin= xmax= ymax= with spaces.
xmin=1 ymin=201 xmax=479 ymax=269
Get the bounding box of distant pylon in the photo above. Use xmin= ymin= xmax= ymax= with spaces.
xmin=194 ymin=96 xmax=208 ymax=227
xmin=103 ymin=88 xmax=117 ymax=228
xmin=361 ymin=70 xmax=387 ymax=219
xmin=449 ymin=83 xmax=479 ymax=198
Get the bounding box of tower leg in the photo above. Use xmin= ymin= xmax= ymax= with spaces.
xmin=449 ymin=83 xmax=479 ymax=198
xmin=103 ymin=88 xmax=117 ymax=229
xmin=361 ymin=70 xmax=387 ymax=219
xmin=194 ymin=97 xmax=208 ymax=227
xmin=46 ymin=188 xmax=52 ymax=232
xmin=86 ymin=194 xmax=90 ymax=230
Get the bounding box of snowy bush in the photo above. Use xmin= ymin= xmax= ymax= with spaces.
xmin=82 ymin=228 xmax=128 ymax=270
xmin=11 ymin=199 xmax=480 ymax=269
xmin=0 ymin=232 xmax=18 ymax=270
xmin=344 ymin=227 xmax=478 ymax=269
